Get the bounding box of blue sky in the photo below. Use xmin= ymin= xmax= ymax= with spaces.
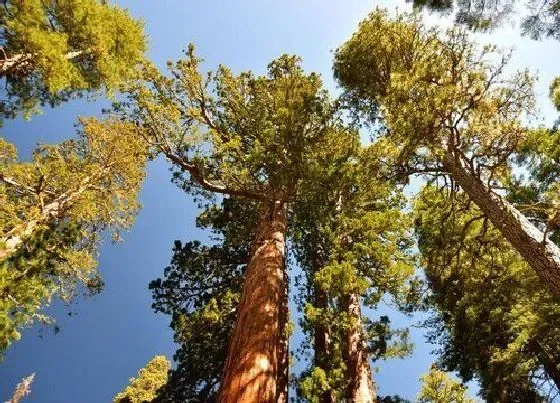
xmin=1 ymin=1 xmax=559 ymax=401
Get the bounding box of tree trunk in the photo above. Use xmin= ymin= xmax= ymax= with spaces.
xmin=443 ymin=152 xmax=560 ymax=297
xmin=0 ymin=50 xmax=84 ymax=77
xmin=311 ymin=246 xmax=335 ymax=403
xmin=276 ymin=264 xmax=289 ymax=403
xmin=528 ymin=339 xmax=560 ymax=390
xmin=0 ymin=175 xmax=93 ymax=261
xmin=218 ymin=200 xmax=288 ymax=403
xmin=344 ymin=293 xmax=376 ymax=403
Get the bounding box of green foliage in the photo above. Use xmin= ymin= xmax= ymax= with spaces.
xmin=334 ymin=9 xmax=534 ymax=184
xmin=149 ymin=198 xmax=258 ymax=402
xmin=411 ymin=0 xmax=560 ymax=40
xmin=414 ymin=186 xmax=560 ymax=400
xmin=418 ymin=366 xmax=475 ymax=403
xmin=120 ymin=46 xmax=353 ymax=207
xmin=290 ymin=126 xmax=418 ymax=400
xmin=0 ymin=0 xmax=147 ymax=122
xmin=113 ymin=355 xmax=170 ymax=403
xmin=0 ymin=118 xmax=148 ymax=352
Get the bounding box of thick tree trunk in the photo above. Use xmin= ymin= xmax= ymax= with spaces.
xmin=344 ymin=293 xmax=376 ymax=403
xmin=443 ymin=152 xmax=560 ymax=297
xmin=218 ymin=200 xmax=288 ymax=403
xmin=311 ymin=246 xmax=335 ymax=403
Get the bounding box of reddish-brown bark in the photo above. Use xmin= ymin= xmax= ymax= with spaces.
xmin=344 ymin=293 xmax=376 ymax=403
xmin=218 ymin=200 xmax=288 ymax=403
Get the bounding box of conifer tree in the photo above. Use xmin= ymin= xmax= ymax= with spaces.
xmin=418 ymin=366 xmax=474 ymax=403
xmin=0 ymin=118 xmax=148 ymax=352
xmin=114 ymin=355 xmax=170 ymax=403
xmin=333 ymin=10 xmax=560 ymax=297
xmin=292 ymin=142 xmax=416 ymax=402
xmin=414 ymin=186 xmax=560 ymax=401
xmin=121 ymin=48 xmax=355 ymax=402
xmin=0 ymin=0 xmax=147 ymax=122
xmin=149 ymin=198 xmax=257 ymax=402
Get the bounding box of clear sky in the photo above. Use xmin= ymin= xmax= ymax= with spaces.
xmin=1 ymin=1 xmax=559 ymax=402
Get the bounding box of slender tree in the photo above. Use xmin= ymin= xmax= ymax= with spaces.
xmin=333 ymin=10 xmax=560 ymax=297
xmin=114 ymin=356 xmax=170 ymax=403
xmin=0 ymin=118 xmax=148 ymax=351
xmin=121 ymin=48 xmax=356 ymax=402
xmin=0 ymin=0 xmax=147 ymax=122
xmin=293 ymin=144 xmax=416 ymax=402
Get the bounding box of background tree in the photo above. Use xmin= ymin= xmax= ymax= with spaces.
xmin=120 ymin=47 xmax=356 ymax=402
xmin=0 ymin=118 xmax=148 ymax=352
xmin=415 ymin=186 xmax=560 ymax=401
xmin=113 ymin=355 xmax=170 ymax=403
xmin=0 ymin=0 xmax=147 ymax=123
xmin=292 ymin=142 xmax=416 ymax=402
xmin=411 ymin=0 xmax=560 ymax=40
xmin=333 ymin=10 xmax=560 ymax=297
xmin=417 ymin=366 xmax=474 ymax=403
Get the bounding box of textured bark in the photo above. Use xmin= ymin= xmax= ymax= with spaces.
xmin=311 ymin=246 xmax=335 ymax=403
xmin=276 ymin=264 xmax=289 ymax=403
xmin=218 ymin=200 xmax=288 ymax=403
xmin=344 ymin=293 xmax=376 ymax=403
xmin=443 ymin=152 xmax=560 ymax=297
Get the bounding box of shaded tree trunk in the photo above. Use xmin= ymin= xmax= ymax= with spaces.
xmin=528 ymin=339 xmax=560 ymax=390
xmin=443 ymin=152 xmax=560 ymax=297
xmin=344 ymin=293 xmax=376 ymax=403
xmin=218 ymin=200 xmax=288 ymax=403
xmin=311 ymin=245 xmax=335 ymax=403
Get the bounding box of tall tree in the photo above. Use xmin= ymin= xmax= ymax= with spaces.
xmin=415 ymin=186 xmax=560 ymax=401
xmin=0 ymin=0 xmax=147 ymax=122
xmin=149 ymin=198 xmax=257 ymax=402
xmin=0 ymin=118 xmax=147 ymax=352
xmin=293 ymin=143 xmax=416 ymax=402
xmin=114 ymin=355 xmax=170 ymax=403
xmin=333 ymin=10 xmax=560 ymax=297
xmin=121 ymin=48 xmax=355 ymax=402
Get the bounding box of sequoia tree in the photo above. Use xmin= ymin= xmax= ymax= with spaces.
xmin=121 ymin=48 xmax=356 ymax=402
xmin=333 ymin=10 xmax=560 ymax=297
xmin=293 ymin=142 xmax=416 ymax=402
xmin=0 ymin=118 xmax=147 ymax=351
xmin=0 ymin=0 xmax=147 ymax=122
xmin=149 ymin=198 xmax=258 ymax=402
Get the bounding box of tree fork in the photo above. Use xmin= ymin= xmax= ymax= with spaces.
xmin=218 ymin=200 xmax=288 ymax=403
xmin=444 ymin=152 xmax=560 ymax=298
